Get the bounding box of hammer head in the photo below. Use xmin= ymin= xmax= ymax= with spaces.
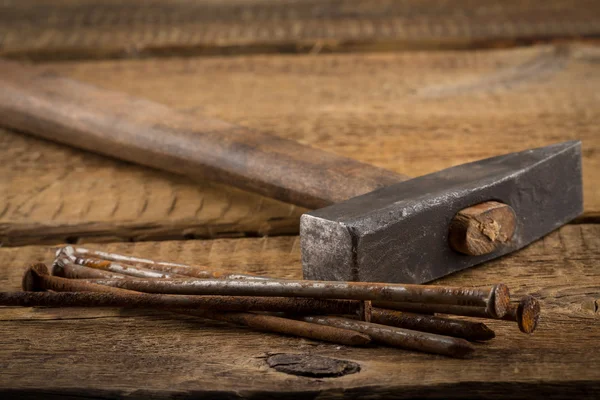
xmin=301 ymin=141 xmax=583 ymax=283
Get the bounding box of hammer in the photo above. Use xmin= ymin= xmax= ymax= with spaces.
xmin=0 ymin=60 xmax=583 ymax=283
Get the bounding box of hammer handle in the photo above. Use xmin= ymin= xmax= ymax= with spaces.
xmin=0 ymin=60 xmax=406 ymax=209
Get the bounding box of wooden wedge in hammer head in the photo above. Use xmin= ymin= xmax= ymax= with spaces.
xmin=0 ymin=60 xmax=584 ymax=283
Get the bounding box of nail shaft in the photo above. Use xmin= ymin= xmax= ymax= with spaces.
xmin=23 ymin=264 xmax=368 ymax=315
xmin=25 ymin=263 xmax=134 ymax=294
xmin=53 ymin=257 xmax=128 ymax=280
xmin=62 ymin=248 xmax=536 ymax=338
xmin=64 ymin=246 xmax=265 ymax=280
xmin=18 ymin=264 xmax=372 ymax=346
xmin=1 ymin=291 xmax=370 ymax=346
xmin=73 ymin=277 xmax=509 ymax=317
xmin=59 ymin=255 xmax=495 ymax=339
xmin=56 ymin=247 xmax=186 ymax=279
xmin=182 ymin=309 xmax=370 ymax=346
xmin=299 ymin=316 xmax=474 ymax=358
xmin=63 ymin=248 xmax=515 ymax=331
xmin=370 ymin=308 xmax=495 ymax=341
xmin=374 ymin=296 xmax=540 ymax=334
xmin=372 ymin=301 xmax=497 ymax=318
xmin=62 ymin=246 xmax=192 ymax=269
xmin=64 ymin=253 xmax=495 ymax=333
xmin=63 ymin=247 xmax=509 ymax=316
xmin=72 ymin=256 xmax=188 ymax=279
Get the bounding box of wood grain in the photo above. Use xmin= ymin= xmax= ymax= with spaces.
xmin=0 ymin=128 xmax=304 ymax=246
xmin=449 ymin=202 xmax=517 ymax=256
xmin=0 ymin=224 xmax=598 ymax=397
xmin=0 ymin=0 xmax=599 ymax=61
xmin=0 ymin=59 xmax=405 ymax=210
xmin=2 ymin=44 xmax=598 ymax=245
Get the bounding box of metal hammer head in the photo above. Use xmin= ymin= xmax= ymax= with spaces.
xmin=301 ymin=141 xmax=583 ymax=283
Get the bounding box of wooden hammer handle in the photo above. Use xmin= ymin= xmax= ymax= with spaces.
xmin=0 ymin=60 xmax=406 ymax=209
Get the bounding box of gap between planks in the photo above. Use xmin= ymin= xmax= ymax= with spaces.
xmin=4 ymin=38 xmax=600 ymax=64
xmin=1 ymin=0 xmax=600 ymax=62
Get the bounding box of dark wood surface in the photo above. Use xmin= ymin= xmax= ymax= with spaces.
xmin=1 ymin=0 xmax=599 ymax=61
xmin=0 ymin=1 xmax=599 ymax=398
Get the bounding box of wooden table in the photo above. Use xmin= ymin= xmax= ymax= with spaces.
xmin=1 ymin=1 xmax=599 ymax=398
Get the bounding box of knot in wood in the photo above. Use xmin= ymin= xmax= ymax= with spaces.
xmin=266 ymin=353 xmax=360 ymax=378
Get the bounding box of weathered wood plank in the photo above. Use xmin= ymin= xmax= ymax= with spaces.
xmin=1 ymin=0 xmax=599 ymax=61
xmin=0 ymin=225 xmax=598 ymax=397
xmin=1 ymin=44 xmax=598 ymax=246
xmin=0 ymin=129 xmax=304 ymax=245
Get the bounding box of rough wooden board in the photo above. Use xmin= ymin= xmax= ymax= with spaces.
xmin=0 ymin=128 xmax=303 ymax=245
xmin=2 ymin=44 xmax=599 ymax=246
xmin=1 ymin=0 xmax=599 ymax=61
xmin=0 ymin=224 xmax=598 ymax=398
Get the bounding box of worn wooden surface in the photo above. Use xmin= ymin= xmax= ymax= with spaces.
xmin=1 ymin=0 xmax=599 ymax=61
xmin=2 ymin=44 xmax=599 ymax=246
xmin=0 ymin=225 xmax=598 ymax=398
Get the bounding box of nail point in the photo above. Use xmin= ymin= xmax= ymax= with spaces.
xmin=477 ymin=323 xmax=496 ymax=341
xmin=449 ymin=339 xmax=476 ymax=359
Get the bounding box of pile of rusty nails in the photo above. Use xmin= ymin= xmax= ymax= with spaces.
xmin=0 ymin=246 xmax=541 ymax=359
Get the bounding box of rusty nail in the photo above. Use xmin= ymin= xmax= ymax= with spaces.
xmin=56 ymin=247 xmax=186 ymax=279
xmin=371 ymin=301 xmax=498 ymax=318
xmin=19 ymin=264 xmax=372 ymax=346
xmin=63 ymin=248 xmax=541 ymax=336
xmin=370 ymin=307 xmax=495 ymax=341
xmin=0 ymin=290 xmax=371 ymax=346
xmin=373 ymin=295 xmax=540 ymax=334
xmin=61 ymin=252 xmax=488 ymax=339
xmin=64 ymin=248 xmax=514 ymax=322
xmin=299 ymin=315 xmax=474 ymax=358
xmin=22 ymin=264 xmax=369 ymax=316
xmin=183 ymin=309 xmax=371 ymax=346
xmin=53 ymin=256 xmax=128 ymax=280
xmin=24 ymin=263 xmax=136 ymax=294
xmin=71 ymin=255 xmax=188 ymax=279
xmin=65 ymin=248 xmax=509 ymax=319
xmin=65 ymin=251 xmax=374 ymax=322
xmin=72 ymin=277 xmax=510 ymax=317
xmin=65 ymin=246 xmax=267 ymax=280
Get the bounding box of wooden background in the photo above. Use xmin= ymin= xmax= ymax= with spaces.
xmin=0 ymin=1 xmax=599 ymax=398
